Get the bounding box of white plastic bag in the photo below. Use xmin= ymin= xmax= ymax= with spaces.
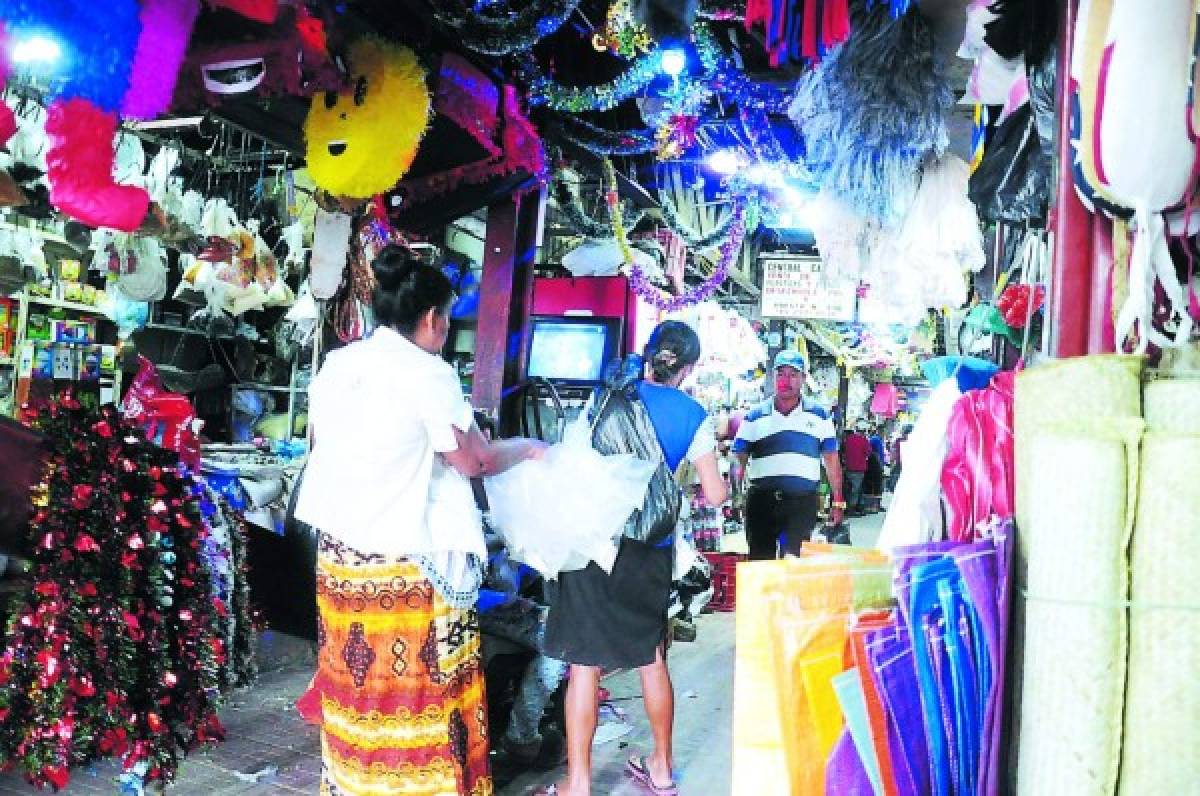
xmin=484 ymin=415 xmax=656 ymax=578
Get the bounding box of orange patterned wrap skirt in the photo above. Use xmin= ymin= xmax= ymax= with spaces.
xmin=297 ymin=534 xmax=492 ymax=796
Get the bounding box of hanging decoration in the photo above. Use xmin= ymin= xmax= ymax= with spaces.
xmin=524 ymin=48 xmax=665 ymax=112
xmin=745 ymin=0 xmax=851 ymax=68
xmin=633 ymin=0 xmax=699 ymax=43
xmin=694 ymin=24 xmax=792 ymax=112
xmin=391 ymin=85 xmax=547 ymax=208
xmin=788 ymin=3 xmax=951 ymax=224
xmin=553 ymin=176 xmax=645 ymax=239
xmin=659 ymin=195 xmax=759 ymax=251
xmin=429 ymin=0 xmax=583 ymax=56
xmin=552 ymin=114 xmax=657 ymax=156
xmin=607 ymin=160 xmax=746 ymax=310
xmin=0 ymin=398 xmax=225 ymax=790
xmin=593 ymin=0 xmax=654 ymax=58
xmin=2 ymin=0 xmax=284 ymax=230
xmin=303 ymin=37 xmax=431 ymax=199
xmin=169 ymin=5 xmax=340 ymax=109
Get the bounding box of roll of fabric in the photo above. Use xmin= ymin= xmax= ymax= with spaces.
xmin=1119 ymin=426 xmax=1200 ymax=793
xmin=1015 ymin=422 xmax=1142 ymax=796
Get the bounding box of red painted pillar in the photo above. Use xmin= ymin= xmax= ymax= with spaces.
xmin=473 ymin=195 xmax=540 ymax=426
xmin=1088 ymin=214 xmax=1115 ymax=353
xmin=1048 ymin=0 xmax=1092 ymax=358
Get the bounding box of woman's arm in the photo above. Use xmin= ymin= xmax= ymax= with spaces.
xmin=693 ymin=451 xmax=729 ymax=507
xmin=440 ymin=423 xmax=545 ymax=478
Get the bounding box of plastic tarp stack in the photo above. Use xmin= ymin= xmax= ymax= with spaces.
xmin=1012 ymin=356 xmax=1143 ymax=795
xmin=1014 ymin=357 xmax=1200 ymax=792
xmin=1119 ymin=376 xmax=1200 ymax=793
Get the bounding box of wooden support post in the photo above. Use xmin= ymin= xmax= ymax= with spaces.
xmin=472 ymin=195 xmax=540 ymax=433
xmin=1048 ymin=0 xmax=1092 ymax=358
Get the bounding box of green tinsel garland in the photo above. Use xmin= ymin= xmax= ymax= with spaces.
xmin=431 ymin=0 xmax=582 ymax=56
xmin=659 ymin=195 xmax=761 ymax=250
xmin=553 ymin=177 xmax=645 ymax=239
xmin=552 ymin=114 xmax=657 ymax=156
xmin=524 ymin=48 xmax=664 ymax=112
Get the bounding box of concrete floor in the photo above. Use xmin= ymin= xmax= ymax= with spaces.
xmin=0 ymin=511 xmax=888 ymax=795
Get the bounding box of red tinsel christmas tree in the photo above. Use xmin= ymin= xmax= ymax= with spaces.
xmin=0 ymin=396 xmax=225 ymax=790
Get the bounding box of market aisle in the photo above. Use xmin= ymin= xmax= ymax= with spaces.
xmin=502 ymin=611 xmax=736 ymax=795
xmin=0 ymin=517 xmax=889 ymax=795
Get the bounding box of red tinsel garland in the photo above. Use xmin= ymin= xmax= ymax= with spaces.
xmin=0 ymin=398 xmax=225 ymax=789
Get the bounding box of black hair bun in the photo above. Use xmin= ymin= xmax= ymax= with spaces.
xmin=371 ymin=244 xmax=418 ymax=291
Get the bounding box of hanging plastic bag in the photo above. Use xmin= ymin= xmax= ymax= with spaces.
xmin=484 ymin=415 xmax=655 ymax=578
xmin=120 ymin=357 xmax=202 ymax=469
xmin=968 ymin=102 xmax=1051 ymax=224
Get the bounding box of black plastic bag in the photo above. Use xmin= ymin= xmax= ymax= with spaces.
xmin=588 ymin=364 xmax=682 ymax=548
xmin=969 ymin=102 xmax=1052 ymax=224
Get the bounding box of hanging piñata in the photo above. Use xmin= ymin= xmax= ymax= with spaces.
xmin=304 ymin=37 xmax=431 ymax=199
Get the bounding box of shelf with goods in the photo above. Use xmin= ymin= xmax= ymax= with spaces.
xmin=1 ymin=286 xmax=121 ymax=417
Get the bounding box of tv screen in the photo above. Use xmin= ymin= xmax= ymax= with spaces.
xmin=526 ymin=317 xmax=621 ymax=384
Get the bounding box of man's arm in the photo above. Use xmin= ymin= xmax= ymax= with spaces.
xmin=822 ymin=451 xmax=845 ymax=526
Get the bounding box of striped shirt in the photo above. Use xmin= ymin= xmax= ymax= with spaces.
xmin=732 ymin=400 xmax=838 ymax=494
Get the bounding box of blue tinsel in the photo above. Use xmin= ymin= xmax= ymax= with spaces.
xmin=788 ymin=2 xmax=951 ymax=224
xmin=3 ymin=0 xmax=142 ymax=112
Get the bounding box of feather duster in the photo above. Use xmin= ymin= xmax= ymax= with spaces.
xmin=789 ymin=1 xmax=952 ymax=225
xmin=122 ymin=0 xmax=202 ymax=120
xmin=45 ymin=99 xmax=149 ymax=231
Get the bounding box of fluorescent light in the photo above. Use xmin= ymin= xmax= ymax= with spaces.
xmin=661 ymin=49 xmax=687 ymax=77
xmin=11 ymin=35 xmax=61 ymax=65
xmin=706 ymin=149 xmax=742 ymax=175
xmin=128 ymin=116 xmax=205 ymax=131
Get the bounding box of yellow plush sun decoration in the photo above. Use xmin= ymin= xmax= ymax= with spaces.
xmin=304 ymin=37 xmax=431 ymax=198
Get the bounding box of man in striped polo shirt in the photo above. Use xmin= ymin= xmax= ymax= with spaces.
xmin=732 ymin=350 xmax=846 ymax=559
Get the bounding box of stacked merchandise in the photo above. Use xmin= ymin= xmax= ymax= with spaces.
xmin=732 ymin=532 xmax=1013 ymax=795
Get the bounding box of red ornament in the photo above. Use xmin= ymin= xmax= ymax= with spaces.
xmin=149 ymin=466 xmax=162 ymax=480
xmin=73 ymin=534 xmax=100 ymax=553
xmin=92 ymin=420 xmax=113 ymax=438
xmin=33 ymin=581 xmax=59 ymax=598
xmin=42 ymin=765 xmax=69 ymax=790
xmin=146 ymin=712 xmax=164 ymax=733
xmin=79 ymin=582 xmax=98 ymax=598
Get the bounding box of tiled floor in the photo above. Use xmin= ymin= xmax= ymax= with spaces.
xmin=0 ymin=512 xmax=886 ymax=795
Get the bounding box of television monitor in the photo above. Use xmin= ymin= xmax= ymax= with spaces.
xmin=526 ymin=315 xmax=623 ymax=385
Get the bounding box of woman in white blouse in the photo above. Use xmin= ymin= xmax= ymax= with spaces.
xmin=294 ymin=246 xmax=543 ymax=796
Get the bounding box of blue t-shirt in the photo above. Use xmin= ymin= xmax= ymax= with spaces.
xmin=637 ymin=381 xmax=708 ymax=472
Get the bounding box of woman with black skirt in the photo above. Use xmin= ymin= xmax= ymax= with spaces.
xmin=536 ymin=321 xmax=729 ymax=796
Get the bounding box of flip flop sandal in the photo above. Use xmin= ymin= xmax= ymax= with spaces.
xmin=626 ymin=756 xmax=680 ymax=796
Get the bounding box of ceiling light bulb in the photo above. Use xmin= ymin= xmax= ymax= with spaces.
xmin=660 ymin=49 xmax=687 ymax=77
xmin=11 ymin=35 xmax=62 ymax=65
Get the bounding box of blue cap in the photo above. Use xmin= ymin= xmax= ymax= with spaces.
xmin=773 ymin=350 xmax=807 ymax=372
